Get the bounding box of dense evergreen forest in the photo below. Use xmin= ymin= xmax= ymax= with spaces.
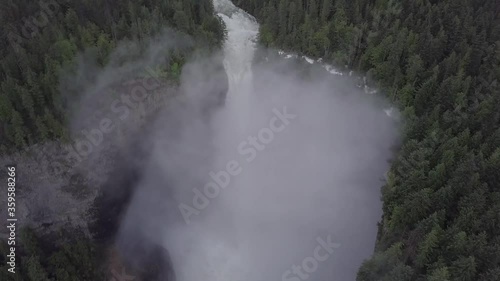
xmin=0 ymin=0 xmax=224 ymax=279
xmin=0 ymin=228 xmax=103 ymax=280
xmin=0 ymin=0 xmax=225 ymax=153
xmin=234 ymin=0 xmax=500 ymax=280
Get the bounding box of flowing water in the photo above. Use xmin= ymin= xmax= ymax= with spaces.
xmin=164 ymin=4 xmax=262 ymax=281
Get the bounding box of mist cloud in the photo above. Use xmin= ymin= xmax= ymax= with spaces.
xmin=61 ymin=5 xmax=400 ymax=281
xmin=112 ymin=45 xmax=399 ymax=281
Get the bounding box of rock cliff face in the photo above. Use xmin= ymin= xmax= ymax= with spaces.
xmin=0 ymin=55 xmax=228 ymax=247
xmin=0 ymin=80 xmax=167 ymax=238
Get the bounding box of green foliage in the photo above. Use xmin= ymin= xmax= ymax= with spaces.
xmin=428 ymin=267 xmax=450 ymax=281
xmin=0 ymin=0 xmax=224 ymax=151
xmin=26 ymin=255 xmax=49 ymax=281
xmin=170 ymin=62 xmax=182 ymax=80
xmin=1 ymin=227 xmax=104 ymax=280
xmin=235 ymin=0 xmax=500 ymax=279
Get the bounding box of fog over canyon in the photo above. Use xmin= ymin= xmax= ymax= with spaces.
xmin=113 ymin=0 xmax=399 ymax=280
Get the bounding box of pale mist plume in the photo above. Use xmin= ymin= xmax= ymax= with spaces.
xmin=70 ymin=1 xmax=400 ymax=281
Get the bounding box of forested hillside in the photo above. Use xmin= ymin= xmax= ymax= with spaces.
xmin=0 ymin=0 xmax=224 ymax=279
xmin=0 ymin=0 xmax=225 ymax=152
xmin=234 ymin=0 xmax=500 ymax=280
